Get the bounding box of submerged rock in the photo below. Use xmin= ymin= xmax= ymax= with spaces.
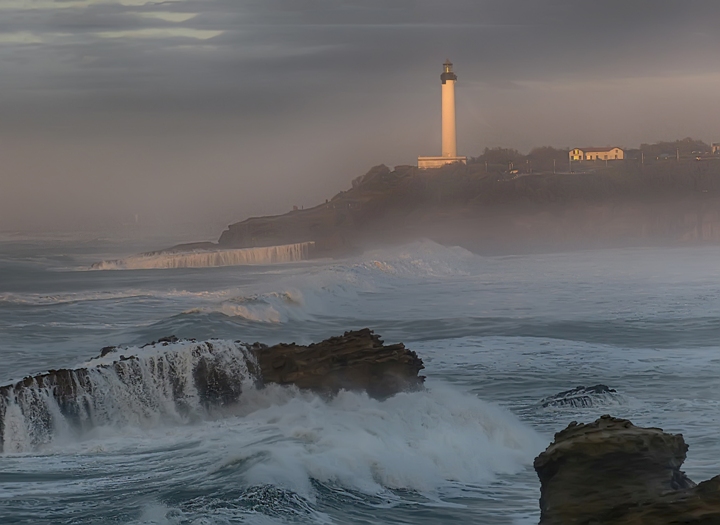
xmin=539 ymin=384 xmax=619 ymax=408
xmin=0 ymin=330 xmax=424 ymax=453
xmin=534 ymin=415 xmax=720 ymax=524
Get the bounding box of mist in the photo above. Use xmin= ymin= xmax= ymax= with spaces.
xmin=2 ymin=0 xmax=720 ymax=235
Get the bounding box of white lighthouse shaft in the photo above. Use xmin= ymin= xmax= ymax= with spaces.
xmin=441 ymin=79 xmax=457 ymax=157
xmin=440 ymin=60 xmax=458 ymax=158
xmin=417 ymin=60 xmax=466 ymax=169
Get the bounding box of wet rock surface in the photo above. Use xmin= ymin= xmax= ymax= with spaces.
xmin=251 ymin=328 xmax=425 ymax=399
xmin=540 ymin=384 xmax=619 ymax=408
xmin=0 ymin=330 xmax=424 ymax=453
xmin=534 ymin=415 xmax=720 ymax=524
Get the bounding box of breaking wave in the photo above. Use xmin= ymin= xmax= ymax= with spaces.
xmin=0 ymin=340 xmax=257 ymax=453
xmin=184 ymin=290 xmax=307 ymax=324
xmin=336 ymin=241 xmax=478 ymax=279
xmin=0 ymin=336 xmax=545 ymax=504
xmin=91 ymin=242 xmax=315 ymax=270
xmin=186 ymin=241 xmax=482 ymax=323
xmin=3 ymin=379 xmax=545 ymax=501
xmin=211 ymin=384 xmax=546 ymax=497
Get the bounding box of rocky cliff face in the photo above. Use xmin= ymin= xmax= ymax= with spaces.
xmin=534 ymin=415 xmax=720 ymax=524
xmin=216 ymin=162 xmax=720 ymax=256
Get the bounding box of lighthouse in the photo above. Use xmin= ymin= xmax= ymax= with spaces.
xmin=418 ymin=60 xmax=467 ymax=169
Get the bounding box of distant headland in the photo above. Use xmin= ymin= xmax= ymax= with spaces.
xmin=90 ymin=61 xmax=720 ymax=269
xmin=156 ymin=137 xmax=720 ymax=261
xmin=92 ymin=137 xmax=720 ymax=269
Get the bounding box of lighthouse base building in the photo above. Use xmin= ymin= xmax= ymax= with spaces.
xmin=418 ymin=60 xmax=467 ymax=169
xmin=417 ymin=155 xmax=468 ymax=169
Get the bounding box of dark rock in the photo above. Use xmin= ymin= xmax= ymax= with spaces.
xmin=139 ymin=336 xmax=178 ymax=348
xmin=251 ymin=328 xmax=425 ymax=399
xmin=534 ymin=415 xmax=720 ymax=524
xmin=99 ymin=346 xmax=116 ymax=357
xmin=540 ymin=384 xmax=619 ymax=408
xmin=0 ymin=330 xmax=424 ymax=453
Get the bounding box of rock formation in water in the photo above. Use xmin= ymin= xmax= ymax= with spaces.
xmin=0 ymin=329 xmax=424 ymax=453
xmin=539 ymin=384 xmax=619 ymax=408
xmin=252 ymin=328 xmax=424 ymax=399
xmin=534 ymin=415 xmax=720 ymax=524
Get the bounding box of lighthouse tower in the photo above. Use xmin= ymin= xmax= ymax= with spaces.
xmin=418 ymin=60 xmax=467 ymax=169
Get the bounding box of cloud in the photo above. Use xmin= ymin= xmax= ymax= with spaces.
xmin=0 ymin=31 xmax=45 ymax=44
xmin=0 ymin=0 xmax=193 ymax=8
xmin=132 ymin=12 xmax=198 ymax=23
xmin=2 ymin=0 xmax=720 ymax=231
xmin=94 ymin=28 xmax=222 ymax=40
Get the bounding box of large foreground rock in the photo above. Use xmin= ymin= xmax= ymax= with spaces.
xmin=534 ymin=415 xmax=720 ymax=524
xmin=0 ymin=330 xmax=424 ymax=453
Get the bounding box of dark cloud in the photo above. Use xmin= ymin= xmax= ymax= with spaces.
xmin=1 ymin=1 xmax=720 ymax=231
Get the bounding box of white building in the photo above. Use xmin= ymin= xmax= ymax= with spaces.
xmin=418 ymin=60 xmax=467 ymax=169
xmin=569 ymin=147 xmax=625 ymax=162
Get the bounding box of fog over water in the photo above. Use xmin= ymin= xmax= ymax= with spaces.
xmin=2 ymin=0 xmax=720 ymax=232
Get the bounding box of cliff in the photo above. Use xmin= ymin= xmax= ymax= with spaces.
xmin=534 ymin=415 xmax=720 ymax=524
xmin=216 ymin=161 xmax=720 ymax=256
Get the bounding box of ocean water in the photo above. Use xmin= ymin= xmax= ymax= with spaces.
xmin=1 ymin=232 xmax=719 ymax=524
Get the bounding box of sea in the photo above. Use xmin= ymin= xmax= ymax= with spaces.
xmin=1 ymin=231 xmax=719 ymax=524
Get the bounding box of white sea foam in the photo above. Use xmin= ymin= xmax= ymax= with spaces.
xmin=186 ymin=241 xmax=483 ymax=323
xmin=92 ymin=242 xmax=315 ymax=270
xmin=39 ymin=382 xmax=544 ymax=501
xmin=210 ymin=384 xmax=546 ymax=498
xmin=0 ymin=340 xmax=257 ymax=453
xmin=0 ymin=288 xmax=234 ymax=306
xmin=349 ymin=241 xmax=478 ymax=278
xmin=1 ymin=241 xmax=480 ymax=324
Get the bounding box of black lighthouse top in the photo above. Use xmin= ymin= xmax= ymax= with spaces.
xmin=441 ymin=60 xmax=457 ymax=84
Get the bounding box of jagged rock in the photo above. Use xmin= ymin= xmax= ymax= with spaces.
xmin=540 ymin=384 xmax=619 ymax=408
xmin=0 ymin=330 xmax=424 ymax=453
xmin=99 ymin=346 xmax=116 ymax=357
xmin=534 ymin=415 xmax=720 ymax=524
xmin=252 ymin=328 xmax=425 ymax=399
xmin=140 ymin=335 xmax=179 ymax=348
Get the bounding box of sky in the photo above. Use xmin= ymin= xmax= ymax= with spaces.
xmin=1 ymin=0 xmax=720 ymax=233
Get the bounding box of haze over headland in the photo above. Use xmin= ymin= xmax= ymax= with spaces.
xmin=2 ymin=1 xmax=720 ymax=232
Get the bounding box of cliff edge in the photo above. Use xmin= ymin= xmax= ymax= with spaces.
xmin=216 ymin=161 xmax=720 ymax=256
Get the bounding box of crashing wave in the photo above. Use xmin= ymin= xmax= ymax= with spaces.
xmin=172 ymin=241 xmax=483 ymax=324
xmin=185 ymin=290 xmax=306 ymax=323
xmin=91 ymin=242 xmax=315 ymax=270
xmin=0 ymin=339 xmax=258 ymax=453
xmin=348 ymin=241 xmax=478 ymax=278
xmin=0 ymin=330 xmax=426 ymax=454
